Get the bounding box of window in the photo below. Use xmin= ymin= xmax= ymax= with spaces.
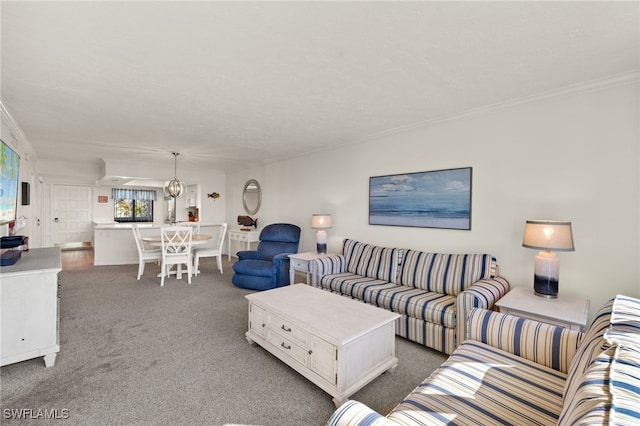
xmin=112 ymin=189 xmax=156 ymax=223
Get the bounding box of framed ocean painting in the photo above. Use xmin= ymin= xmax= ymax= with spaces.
xmin=369 ymin=167 xmax=472 ymax=230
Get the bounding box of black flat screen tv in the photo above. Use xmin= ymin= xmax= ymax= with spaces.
xmin=0 ymin=140 xmax=20 ymax=226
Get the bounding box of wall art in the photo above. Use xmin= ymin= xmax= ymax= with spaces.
xmin=369 ymin=167 xmax=472 ymax=230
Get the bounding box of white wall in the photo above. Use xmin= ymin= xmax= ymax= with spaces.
xmin=36 ymin=160 xmax=227 ymax=228
xmin=226 ymin=78 xmax=640 ymax=320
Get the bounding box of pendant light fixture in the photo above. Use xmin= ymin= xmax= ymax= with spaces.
xmin=164 ymin=152 xmax=186 ymax=198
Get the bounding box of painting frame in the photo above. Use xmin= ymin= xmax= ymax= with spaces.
xmin=369 ymin=167 xmax=472 ymax=230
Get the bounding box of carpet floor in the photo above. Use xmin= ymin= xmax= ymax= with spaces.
xmin=0 ymin=258 xmax=447 ymax=426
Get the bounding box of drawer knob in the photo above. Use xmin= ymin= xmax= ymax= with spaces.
xmin=281 ymin=342 xmax=291 ymax=350
xmin=281 ymin=325 xmax=292 ymax=332
xmin=261 ymin=323 xmax=265 ymax=328
xmin=308 ymin=350 xmax=313 ymax=355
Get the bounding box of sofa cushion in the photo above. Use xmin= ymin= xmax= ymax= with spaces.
xmin=320 ymin=273 xmax=399 ymax=299
xmin=558 ymin=344 xmax=640 ymax=425
xmin=387 ymin=340 xmax=566 ymax=425
xmin=343 ymin=239 xmax=400 ymax=282
xmin=563 ymin=298 xmax=614 ymax=405
xmin=319 ymin=273 xmax=456 ymax=327
xmin=397 ymin=251 xmax=494 ymax=296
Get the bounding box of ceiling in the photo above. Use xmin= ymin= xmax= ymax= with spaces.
xmin=2 ymin=1 xmax=639 ymax=173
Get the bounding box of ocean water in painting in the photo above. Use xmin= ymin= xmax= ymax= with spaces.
xmin=369 ymin=168 xmax=471 ymax=229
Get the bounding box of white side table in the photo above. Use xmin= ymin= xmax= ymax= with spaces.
xmin=288 ymin=252 xmax=336 ymax=285
xmin=227 ymin=230 xmax=260 ymax=261
xmin=496 ymin=287 xmax=590 ymax=331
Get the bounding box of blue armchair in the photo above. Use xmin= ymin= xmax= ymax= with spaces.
xmin=232 ymin=223 xmax=301 ymax=291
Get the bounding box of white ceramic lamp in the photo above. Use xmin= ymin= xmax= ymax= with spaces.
xmin=522 ymin=220 xmax=575 ymax=298
xmin=311 ymin=214 xmax=332 ymax=254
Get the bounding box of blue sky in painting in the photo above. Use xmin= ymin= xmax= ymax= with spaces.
xmin=370 ymin=168 xmax=470 ymax=197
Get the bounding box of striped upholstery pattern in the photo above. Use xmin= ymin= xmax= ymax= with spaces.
xmin=605 ymin=294 xmax=640 ymax=347
xmin=456 ymin=276 xmax=510 ymax=347
xmin=342 ymin=239 xmax=400 ymax=282
xmin=466 ymin=308 xmax=582 ymax=373
xmin=386 ymin=340 xmax=566 ymax=425
xmin=562 ymin=299 xmax=614 ymax=406
xmin=396 ymin=313 xmax=456 ymax=355
xmin=558 ymin=344 xmax=640 ymax=425
xmin=328 ymin=401 xmax=396 ymax=426
xmin=326 ymin=297 xmax=640 ymax=426
xmin=319 ymin=273 xmax=456 ymax=327
xmin=396 ymin=251 xmax=494 ymax=296
xmin=312 ymin=254 xmax=346 ymax=286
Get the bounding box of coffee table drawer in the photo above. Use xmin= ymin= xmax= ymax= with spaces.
xmin=268 ymin=313 xmax=308 ymax=346
xmin=266 ymin=331 xmax=308 ymax=366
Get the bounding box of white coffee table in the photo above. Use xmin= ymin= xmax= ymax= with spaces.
xmin=245 ymin=284 xmax=399 ymax=407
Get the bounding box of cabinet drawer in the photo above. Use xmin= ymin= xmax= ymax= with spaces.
xmin=290 ymin=259 xmax=308 ymax=271
xmin=268 ymin=313 xmax=308 ymax=346
xmin=266 ymin=331 xmax=308 ymax=366
xmin=229 ymin=232 xmax=248 ymax=241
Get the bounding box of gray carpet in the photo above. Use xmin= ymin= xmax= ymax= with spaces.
xmin=0 ymin=258 xmax=447 ymax=426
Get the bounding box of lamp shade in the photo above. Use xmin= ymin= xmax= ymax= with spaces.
xmin=312 ymin=214 xmax=332 ymax=229
xmin=522 ymin=220 xmax=574 ymax=252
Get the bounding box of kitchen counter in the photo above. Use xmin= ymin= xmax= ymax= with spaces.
xmin=93 ymin=222 xmax=224 ymax=266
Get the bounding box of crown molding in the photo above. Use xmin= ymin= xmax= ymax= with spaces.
xmin=358 ymin=71 xmax=640 ymax=143
xmin=0 ymin=99 xmax=36 ymax=159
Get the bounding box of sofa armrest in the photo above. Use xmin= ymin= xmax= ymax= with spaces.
xmin=466 ymin=307 xmax=583 ymax=373
xmin=327 ymin=400 xmax=398 ymax=426
xmin=456 ymin=276 xmax=510 ymax=349
xmin=311 ymin=254 xmax=345 ymax=287
xmin=237 ymin=250 xmax=260 ymax=261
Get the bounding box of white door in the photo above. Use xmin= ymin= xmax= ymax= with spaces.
xmin=51 ymin=185 xmax=93 ymax=246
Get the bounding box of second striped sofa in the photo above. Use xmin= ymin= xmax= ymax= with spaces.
xmin=312 ymin=239 xmax=510 ymax=354
xmin=328 ymin=295 xmax=640 ymax=426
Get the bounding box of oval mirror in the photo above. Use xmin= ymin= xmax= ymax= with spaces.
xmin=242 ymin=179 xmax=262 ymax=215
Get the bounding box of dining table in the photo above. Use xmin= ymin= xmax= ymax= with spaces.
xmin=142 ymin=234 xmax=212 ymax=279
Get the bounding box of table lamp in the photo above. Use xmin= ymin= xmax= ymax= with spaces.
xmin=311 ymin=214 xmax=332 ymax=254
xmin=522 ymin=220 xmax=575 ymax=298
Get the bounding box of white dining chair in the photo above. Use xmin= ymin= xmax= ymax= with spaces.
xmin=193 ymin=223 xmax=228 ymax=275
xmin=160 ymin=225 xmax=193 ymax=286
xmin=132 ymin=224 xmax=162 ymax=280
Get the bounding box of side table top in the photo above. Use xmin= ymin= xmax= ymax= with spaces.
xmin=288 ymin=251 xmax=337 ymax=261
xmin=497 ymin=287 xmax=590 ymax=327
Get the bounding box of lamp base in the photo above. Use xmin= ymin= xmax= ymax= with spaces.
xmin=534 ymin=276 xmax=558 ymax=298
xmin=533 ymin=251 xmax=560 ymax=298
xmin=316 ymin=243 xmax=327 ymax=254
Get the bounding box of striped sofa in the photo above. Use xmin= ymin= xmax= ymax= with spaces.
xmin=328 ymin=295 xmax=640 ymax=426
xmin=312 ymin=239 xmax=510 ymax=354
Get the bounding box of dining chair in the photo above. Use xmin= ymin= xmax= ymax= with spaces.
xmin=160 ymin=225 xmax=193 ymax=286
xmin=132 ymin=224 xmax=162 ymax=280
xmin=193 ymin=223 xmax=228 ymax=275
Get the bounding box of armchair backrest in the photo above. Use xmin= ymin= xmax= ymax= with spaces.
xmin=257 ymin=223 xmax=301 ymax=261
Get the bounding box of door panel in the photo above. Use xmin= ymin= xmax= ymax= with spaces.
xmin=51 ymin=185 xmax=93 ymax=246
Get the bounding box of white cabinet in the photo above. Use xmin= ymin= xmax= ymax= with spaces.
xmin=1 ymin=247 xmax=62 ymax=367
xmin=227 ymin=230 xmax=260 ymax=261
xmin=248 ymin=300 xmax=338 ymax=386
